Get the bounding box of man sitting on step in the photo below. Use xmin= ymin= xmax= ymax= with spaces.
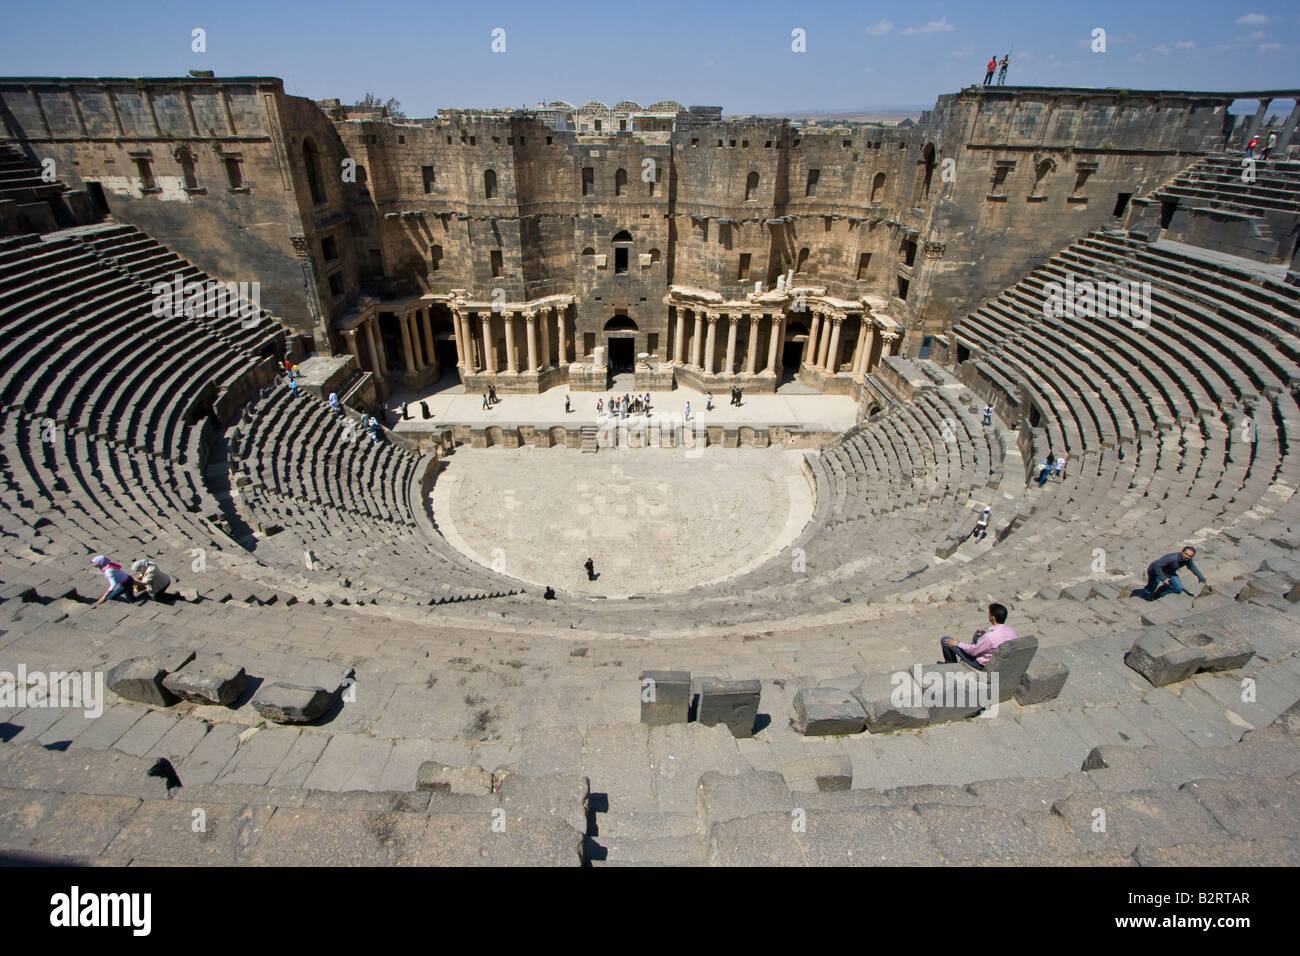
xmin=940 ymin=603 xmax=1018 ymax=670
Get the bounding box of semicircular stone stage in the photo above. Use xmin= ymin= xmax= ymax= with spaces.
xmin=430 ymin=445 xmax=814 ymax=596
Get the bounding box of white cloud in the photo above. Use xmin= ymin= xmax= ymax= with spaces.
xmin=1259 ymin=42 xmax=1283 ymax=52
xmin=1152 ymin=40 xmax=1196 ymax=54
xmin=901 ymin=17 xmax=955 ymax=35
xmin=1235 ymin=13 xmax=1271 ymax=26
xmin=866 ymin=19 xmax=893 ymax=37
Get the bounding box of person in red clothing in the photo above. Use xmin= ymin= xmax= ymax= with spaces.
xmin=983 ymin=56 xmax=997 ymax=86
xmin=940 ymin=603 xmax=1017 ymax=669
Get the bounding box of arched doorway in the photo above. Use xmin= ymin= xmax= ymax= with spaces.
xmin=604 ymin=314 xmax=638 ymax=378
xmin=431 ymin=306 xmax=459 ymax=387
xmin=781 ymin=319 xmax=809 ymax=384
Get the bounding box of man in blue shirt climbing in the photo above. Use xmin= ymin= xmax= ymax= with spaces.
xmin=1133 ymin=546 xmax=1207 ymax=601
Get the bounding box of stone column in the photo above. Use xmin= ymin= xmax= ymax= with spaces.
xmin=411 ymin=313 xmax=426 ymax=369
xmin=556 ymin=305 xmax=569 ymax=364
xmin=766 ymin=313 xmax=782 ymax=373
xmin=704 ymin=312 xmax=719 ymax=375
xmin=422 ymin=308 xmax=435 ymax=367
xmin=399 ymin=312 xmax=417 ymax=372
xmin=1246 ymin=98 xmax=1272 ymax=139
xmin=851 ymin=317 xmax=870 ymax=376
xmin=816 ymin=311 xmax=833 ymax=370
xmin=369 ymin=316 xmax=388 ymax=374
xmin=480 ymin=313 xmax=495 ymax=373
xmin=825 ymin=315 xmax=844 ymax=374
xmin=882 ymin=331 xmax=900 ymax=359
xmin=691 ymin=310 xmax=704 ymax=368
xmin=504 ymin=312 xmax=518 ymax=374
xmin=673 ymin=309 xmax=685 ymax=364
xmin=724 ymin=314 xmax=738 ymax=375
xmin=539 ymin=308 xmax=551 ymax=368
xmin=345 ymin=328 xmax=360 ymax=364
xmin=746 ymin=315 xmax=761 ymax=374
xmin=451 ymin=309 xmax=467 ymax=368
xmin=803 ymin=309 xmax=821 ymax=368
xmin=524 ymin=310 xmax=538 ymax=373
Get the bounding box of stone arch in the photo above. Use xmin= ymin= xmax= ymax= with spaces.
xmin=486 ymin=426 xmax=504 ymax=446
xmin=615 ymin=168 xmax=627 ymax=196
xmin=871 ymin=172 xmax=886 ymax=204
xmin=604 ymin=315 xmax=638 ymax=332
xmin=549 ymin=426 xmax=568 ymax=446
xmin=745 ymin=171 xmax=759 ymax=201
xmin=484 ymin=168 xmax=498 ymax=199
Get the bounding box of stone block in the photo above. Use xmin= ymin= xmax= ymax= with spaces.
xmin=852 ymin=671 xmax=931 ymax=733
xmin=251 ymin=682 xmax=340 ymax=724
xmin=1060 ymin=584 xmax=1092 ymax=602
xmin=697 ymin=770 xmax=793 ymax=827
xmin=1124 ymin=630 xmax=1206 ymax=687
xmin=694 ymin=677 xmax=761 ymax=738
xmin=984 ymin=634 xmax=1039 ymax=701
xmin=791 ymin=688 xmax=866 ymax=736
xmin=106 ymin=648 xmax=196 ymax=706
xmin=1166 ymin=625 xmax=1255 ymax=673
xmin=1015 ymin=658 xmax=1070 ymax=706
xmin=415 ymin=760 xmax=492 ymax=795
xmin=1036 ymin=586 xmax=1061 ymax=601
xmin=1260 ymin=556 xmax=1300 ymax=583
xmin=639 ymin=670 xmax=690 ymax=726
xmin=914 ymin=663 xmax=990 ymax=722
xmin=161 ymin=656 xmax=246 ymax=706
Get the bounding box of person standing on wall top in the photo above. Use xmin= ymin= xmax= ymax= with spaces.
xmin=997 ymin=55 xmax=1009 ymax=85
xmin=983 ymin=56 xmax=997 ymax=86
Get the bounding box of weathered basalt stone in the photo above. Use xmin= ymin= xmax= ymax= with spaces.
xmin=251 ymin=682 xmax=340 ymax=724
xmin=106 ymin=648 xmax=196 ymax=706
xmin=1124 ymin=630 xmax=1206 ymax=687
xmin=694 ymin=677 xmax=761 ymax=738
xmin=1015 ymin=658 xmax=1070 ymax=705
xmin=792 ymin=687 xmax=866 ymax=736
xmin=639 ymin=669 xmax=690 ymax=726
xmin=416 ymin=761 xmax=492 ymax=795
xmin=161 ymin=656 xmax=246 ymax=706
xmin=853 ymin=671 xmax=932 ymax=733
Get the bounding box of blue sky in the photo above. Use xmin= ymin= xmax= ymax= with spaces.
xmin=1 ymin=0 xmax=1296 ymax=116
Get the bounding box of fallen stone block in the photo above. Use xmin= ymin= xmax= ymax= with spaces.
xmin=792 ymin=687 xmax=866 ymax=736
xmin=250 ymin=682 xmax=341 ymax=724
xmin=1260 ymin=556 xmax=1300 ymax=583
xmin=1124 ymin=630 xmax=1206 ymax=687
xmin=1167 ymin=625 xmax=1255 ymax=673
xmin=852 ymin=671 xmax=931 ymax=733
xmin=1036 ymin=586 xmax=1061 ymax=601
xmin=694 ymin=677 xmax=761 ymax=738
xmin=639 ymin=669 xmax=690 ymax=726
xmin=106 ymin=648 xmax=196 ymax=706
xmin=913 ymin=663 xmax=990 ymax=722
xmin=1060 ymin=584 xmax=1092 ymax=602
xmin=415 ymin=761 xmax=492 ymax=795
xmin=1015 ymin=658 xmax=1069 ymax=706
xmin=161 ymin=656 xmax=246 ymax=706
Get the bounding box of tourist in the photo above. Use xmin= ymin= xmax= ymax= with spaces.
xmin=288 ymin=378 xmax=299 ymax=398
xmin=400 ymin=400 xmax=409 ymax=420
xmin=1036 ymin=454 xmax=1053 ymax=486
xmin=565 ymin=395 xmax=571 ymax=414
xmin=982 ymin=404 xmax=994 ymax=427
xmin=130 ymin=558 xmax=171 ymax=601
xmin=1133 ymin=546 xmax=1207 ymax=601
xmin=1246 ymin=135 xmax=1259 ymax=159
xmin=968 ymin=505 xmax=991 ymax=541
xmin=292 ymin=363 xmax=301 ymax=378
xmin=597 ymin=398 xmax=604 ymax=415
xmin=983 ymin=56 xmax=997 ymax=86
xmin=706 ymin=392 xmax=713 ymax=411
xmin=420 ymin=400 xmax=430 ymax=420
xmin=684 ymin=401 xmax=692 ymax=421
xmin=91 ymin=555 xmax=137 ymax=606
xmin=1263 ymin=131 xmax=1277 ymax=160
xmin=489 ymin=385 xmax=498 ymax=404
xmin=544 ymin=585 xmax=557 ymax=600
xmin=368 ymin=415 xmax=381 ymax=444
xmin=940 ymin=603 xmax=1017 ymax=670
xmin=482 ymin=392 xmax=490 ymax=410
xmin=997 ymin=55 xmax=1009 ymax=85
xmin=736 ymin=387 xmax=743 ymax=406
xmin=584 ymin=557 xmax=596 ymax=581
xmin=1054 ymin=454 xmax=1067 ymax=480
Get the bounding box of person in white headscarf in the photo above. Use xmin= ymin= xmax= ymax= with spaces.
xmin=130 ymin=558 xmax=171 ymax=600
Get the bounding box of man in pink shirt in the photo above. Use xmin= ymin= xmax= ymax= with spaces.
xmin=940 ymin=603 xmax=1017 ymax=670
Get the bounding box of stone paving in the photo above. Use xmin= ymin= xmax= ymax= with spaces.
xmin=430 ymin=445 xmax=814 ymax=595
